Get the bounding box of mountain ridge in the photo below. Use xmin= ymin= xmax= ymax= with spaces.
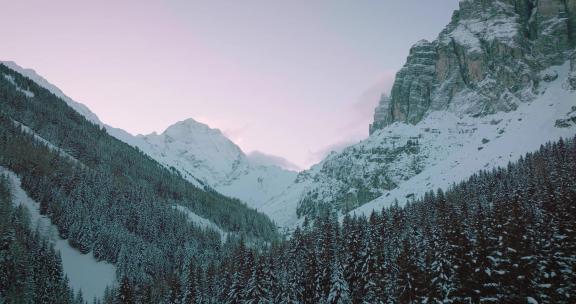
xmin=0 ymin=60 xmax=297 ymax=214
xmin=2 ymin=0 xmax=575 ymax=230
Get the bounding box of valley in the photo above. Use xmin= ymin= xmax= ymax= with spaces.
xmin=1 ymin=0 xmax=575 ymax=303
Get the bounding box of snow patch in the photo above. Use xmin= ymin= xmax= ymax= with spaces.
xmin=174 ymin=204 xmax=228 ymax=240
xmin=2 ymin=73 xmax=35 ymax=98
xmin=444 ymin=3 xmax=519 ymax=53
xmin=11 ymin=119 xmax=81 ymax=164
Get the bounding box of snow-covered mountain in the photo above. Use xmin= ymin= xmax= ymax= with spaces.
xmin=263 ymin=76 xmax=575 ymax=228
xmin=128 ymin=119 xmax=298 ymax=209
xmin=3 ymin=0 xmax=575 ymax=231
xmin=255 ymin=0 xmax=576 ymax=228
xmin=0 ymin=60 xmax=297 ymax=217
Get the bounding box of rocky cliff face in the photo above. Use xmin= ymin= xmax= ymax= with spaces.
xmin=370 ymin=0 xmax=576 ymax=134
xmin=261 ymin=0 xmax=576 ymax=227
xmin=273 ymin=60 xmax=576 ymax=226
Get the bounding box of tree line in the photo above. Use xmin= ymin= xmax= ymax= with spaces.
xmin=112 ymin=136 xmax=574 ymax=304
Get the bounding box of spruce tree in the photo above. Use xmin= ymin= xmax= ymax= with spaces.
xmin=326 ymin=258 xmax=351 ymax=304
xmin=118 ymin=276 xmax=134 ymax=304
xmin=243 ymin=259 xmax=269 ymax=304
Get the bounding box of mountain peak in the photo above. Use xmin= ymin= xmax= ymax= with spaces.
xmin=413 ymin=39 xmax=431 ymax=47
xmin=135 ymin=117 xmax=297 ymax=208
xmin=166 ymin=118 xmax=219 ymax=133
xmin=160 ymin=118 xmax=226 ymax=143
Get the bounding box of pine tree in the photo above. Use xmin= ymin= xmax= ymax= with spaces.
xmin=204 ymin=262 xmax=218 ymax=304
xmin=496 ymin=190 xmax=537 ymax=302
xmin=262 ymin=254 xmax=279 ymax=303
xmin=317 ymin=215 xmax=337 ymax=299
xmin=303 ymin=240 xmax=321 ymax=304
xmin=118 ymin=276 xmax=134 ymax=304
xmin=227 ymin=271 xmax=244 ymax=304
xmin=396 ymin=237 xmax=424 ymax=304
xmin=168 ymin=275 xmax=183 ymax=304
xmin=186 ymin=261 xmax=199 ymax=304
xmin=326 ymin=258 xmax=351 ymax=304
xmin=74 ymin=289 xmax=85 ymax=304
xmin=243 ymin=258 xmax=269 ymax=304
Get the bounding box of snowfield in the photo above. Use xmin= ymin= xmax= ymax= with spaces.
xmin=0 ymin=167 xmax=117 ymax=302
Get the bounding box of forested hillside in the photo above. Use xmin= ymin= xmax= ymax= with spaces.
xmin=146 ymin=137 xmax=574 ymax=304
xmin=0 ymin=63 xmax=278 ymax=299
xmin=0 ymin=64 xmax=277 ymax=241
xmin=0 ymin=175 xmax=86 ymax=303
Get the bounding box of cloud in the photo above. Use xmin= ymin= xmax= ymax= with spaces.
xmin=247 ymin=151 xmax=302 ymax=171
xmin=306 ymin=138 xmax=360 ymax=167
xmin=339 ymin=70 xmax=396 ymax=134
xmin=193 ymin=115 xmax=251 ymax=146
xmin=222 ymin=124 xmax=251 ymax=146
xmin=302 ymin=71 xmax=396 ymax=168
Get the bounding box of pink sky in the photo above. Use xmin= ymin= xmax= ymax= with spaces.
xmin=1 ymin=1 xmax=458 ymax=168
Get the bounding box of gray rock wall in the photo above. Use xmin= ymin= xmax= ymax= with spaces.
xmin=370 ymin=0 xmax=576 ymax=134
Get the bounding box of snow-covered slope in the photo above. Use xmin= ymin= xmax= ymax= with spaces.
xmin=263 ymin=62 xmax=576 ymax=228
xmin=1 ymin=61 xmax=297 ymax=218
xmin=174 ymin=204 xmax=228 ymax=240
xmin=143 ymin=119 xmax=245 ymax=186
xmin=10 ymin=119 xmax=82 ymax=164
xmin=353 ymin=62 xmax=576 ymax=215
xmin=132 ymin=119 xmax=298 ymax=209
xmin=0 ymin=167 xmax=116 ymax=302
